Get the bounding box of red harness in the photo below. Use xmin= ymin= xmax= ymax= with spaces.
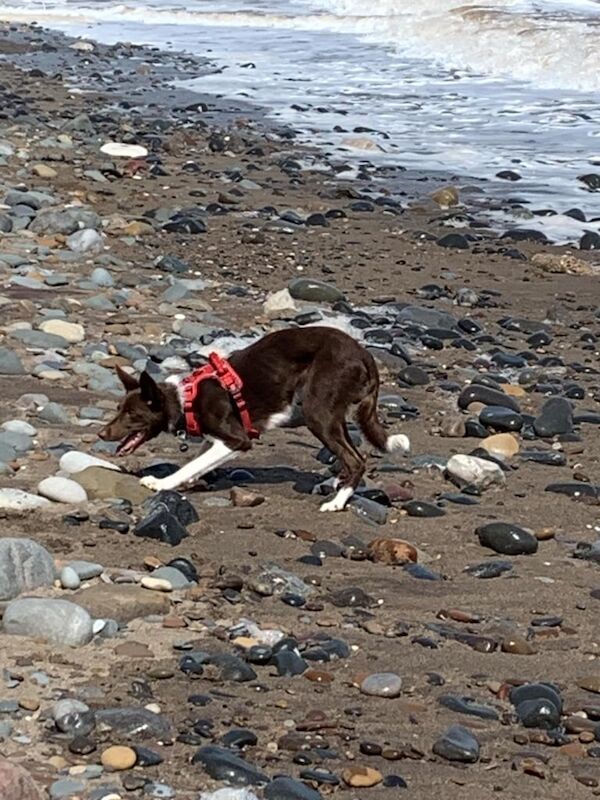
xmin=179 ymin=353 xmax=259 ymax=439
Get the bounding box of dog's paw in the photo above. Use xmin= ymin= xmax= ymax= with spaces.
xmin=140 ymin=475 xmax=164 ymax=492
xmin=320 ymin=498 xmax=346 ymax=512
xmin=319 ymin=486 xmax=353 ymax=512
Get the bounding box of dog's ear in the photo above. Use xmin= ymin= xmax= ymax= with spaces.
xmin=116 ymin=365 xmax=139 ymax=392
xmin=139 ymin=371 xmax=163 ymax=411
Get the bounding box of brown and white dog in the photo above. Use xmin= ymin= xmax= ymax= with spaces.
xmin=98 ymin=326 xmax=409 ymax=512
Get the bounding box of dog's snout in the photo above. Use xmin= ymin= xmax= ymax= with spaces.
xmin=98 ymin=425 xmax=110 ymax=441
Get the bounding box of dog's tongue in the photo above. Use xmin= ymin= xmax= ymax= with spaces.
xmin=116 ymin=431 xmax=146 ymax=456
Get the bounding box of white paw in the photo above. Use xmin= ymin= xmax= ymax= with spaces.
xmin=320 ymin=498 xmax=346 ymax=512
xmin=387 ymin=433 xmax=410 ymax=454
xmin=140 ymin=475 xmax=164 ymax=492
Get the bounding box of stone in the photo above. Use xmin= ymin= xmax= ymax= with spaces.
xmin=201 ymin=792 xmax=260 ymax=800
xmin=360 ymin=673 xmax=402 ymax=698
xmin=32 ymin=163 xmax=57 ymax=178
xmin=431 ymin=186 xmax=459 ymax=207
xmin=0 ymin=489 xmax=51 ymax=512
xmin=367 ymin=538 xmax=417 ymax=565
xmin=477 ymin=522 xmax=538 ymax=555
xmin=59 ymin=451 xmax=120 ymax=474
xmin=437 ymin=233 xmax=469 ymax=249
xmin=192 ymin=746 xmax=269 ymax=786
xmin=458 ymin=384 xmax=520 ymax=412
xmin=39 ymin=320 xmax=85 ymax=344
xmin=403 ymin=499 xmax=445 ymax=517
xmin=230 ymin=487 xmax=265 ymax=507
xmin=38 ymin=403 xmax=70 ymax=424
xmin=533 ymin=397 xmax=573 ymax=437
xmin=0 ymin=756 xmax=42 ymax=800
xmin=59 ymin=566 xmax=81 ymax=590
xmin=49 ymin=778 xmax=86 ymax=799
xmin=0 ymin=348 xmax=25 ymax=375
xmin=433 ymin=725 xmax=480 ymax=763
xmin=73 ymin=584 xmax=170 ymax=623
xmin=479 ymin=406 xmax=523 ymax=432
xmin=531 ymin=252 xmax=594 ymax=275
xmin=134 ymin=506 xmax=188 ymax=546
xmin=3 ymin=598 xmax=93 ymax=647
xmin=96 ymin=707 xmax=172 ymax=741
xmin=288 ymin=277 xmax=344 ymax=304
xmin=37 ymin=477 xmax=88 ymax=504
xmin=446 ymin=454 xmax=505 ymax=490
xmin=0 ymin=538 xmax=55 ymax=601
xmin=480 ymin=432 xmax=519 ymax=458
xmin=342 ymin=766 xmax=383 ymax=787
xmin=73 ymin=467 xmax=151 ymax=504
xmin=2 ymin=420 xmax=37 ymax=436
xmin=100 ymin=142 xmax=148 ymax=158
xmin=265 ymin=778 xmax=322 ymax=800
xmin=263 ymin=288 xmax=298 ymax=316
xmin=101 ymin=746 xmax=137 ymax=770
xmin=516 ymin=698 xmax=561 ymax=729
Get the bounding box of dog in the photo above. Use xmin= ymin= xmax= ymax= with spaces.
xmin=98 ymin=326 xmax=410 ymax=512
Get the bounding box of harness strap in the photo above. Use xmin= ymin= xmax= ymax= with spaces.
xmin=180 ymin=354 xmax=259 ymax=439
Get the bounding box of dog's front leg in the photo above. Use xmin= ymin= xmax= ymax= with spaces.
xmin=140 ymin=437 xmax=236 ymax=493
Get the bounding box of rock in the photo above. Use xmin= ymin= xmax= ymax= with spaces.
xmin=149 ymin=566 xmax=193 ymax=590
xmin=531 ymin=252 xmax=594 ymax=275
xmin=263 ymin=288 xmax=298 ymax=316
xmin=479 ymin=406 xmax=523 ymax=432
xmin=30 ymin=207 xmax=101 ymax=236
xmin=2 ymin=420 xmax=37 ymax=436
xmin=74 ymin=584 xmax=170 ymax=623
xmin=439 ymin=416 xmax=466 ymax=438
xmin=66 ymin=228 xmax=103 ymax=253
xmin=59 ymin=566 xmax=81 ymax=590
xmin=516 ymin=698 xmax=561 ymax=730
xmin=49 ymin=778 xmax=86 ymax=799
xmin=265 ymin=777 xmax=322 ymax=800
xmin=0 ymin=348 xmax=25 ymax=375
xmin=342 ymin=766 xmax=383 ymax=787
xmin=32 ymin=163 xmax=57 ymax=179
xmin=398 ymin=365 xmax=430 ymax=386
xmin=533 ymin=397 xmax=573 ymax=437
xmin=437 ymin=233 xmax=469 ymax=249
xmin=3 ymin=598 xmax=93 ymax=647
xmin=368 ymin=537 xmax=417 ymax=565
xmin=59 ymin=451 xmax=120 ymax=474
xmin=431 ymin=186 xmax=459 ymax=207
xmin=0 ymin=538 xmax=55 ymax=601
xmin=458 ymin=384 xmax=520 ymax=412
xmin=477 ymin=522 xmax=538 ymax=555
xmin=360 ymin=673 xmax=402 ymax=698
xmin=100 ymin=142 xmax=148 ymax=158
xmin=39 ymin=320 xmax=85 ymax=344
xmin=0 ymin=757 xmax=42 ymax=800
xmin=0 ymin=489 xmax=51 ymax=512
xmin=101 ymin=746 xmax=137 ymax=770
xmin=134 ymin=505 xmax=188 ymax=546
xmin=433 ymin=725 xmax=480 ymax=762
xmin=581 ymin=232 xmax=600 ymax=251
xmin=37 ymin=477 xmax=88 ymax=504
xmin=288 ymin=277 xmax=344 ymax=304
xmin=403 ymin=499 xmax=445 ymax=517
xmin=446 ymin=454 xmax=505 ymax=490
xmin=201 ymin=791 xmax=260 ymax=800
xmin=96 ymin=707 xmax=172 ymax=741
xmin=73 ymin=467 xmax=151 ymax=504
xmin=192 ymin=746 xmax=269 ymax=786
xmin=480 ymin=433 xmax=519 ymax=458
xmin=230 ymin=487 xmax=265 ymax=507
xmin=465 ymin=560 xmax=513 ymax=578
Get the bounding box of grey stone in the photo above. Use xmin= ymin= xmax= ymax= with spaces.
xmin=0 ymin=430 xmax=32 ymax=453
xmin=0 ymin=347 xmax=25 ymax=375
xmin=5 ymin=189 xmax=56 ymax=209
xmin=67 ymin=560 xmax=104 ymax=580
xmin=38 ymin=402 xmax=70 ymax=424
xmin=38 ymin=476 xmax=88 ymax=504
xmin=9 ymin=329 xmax=69 ymax=349
xmin=0 ymin=442 xmax=16 ymax=463
xmin=433 ymin=725 xmax=480 ymax=762
xmin=95 ymin=707 xmax=172 ymax=740
xmin=49 ymin=778 xmax=87 ymax=799
xmin=59 ymin=566 xmax=81 ymax=590
xmin=288 ymin=277 xmax=344 ymax=304
xmin=0 ymin=489 xmax=51 ymax=513
xmin=192 ymin=745 xmax=269 ymax=786
xmin=67 ymin=228 xmax=103 ymax=254
xmin=151 ymin=566 xmax=194 ymax=590
xmin=0 ymin=537 xmax=55 ymax=601
xmin=29 ymin=207 xmax=101 ymax=236
xmin=360 ymin=672 xmax=403 ymax=698
xmin=3 ymin=598 xmax=94 ymax=647
xmin=90 ymin=267 xmax=114 ymax=287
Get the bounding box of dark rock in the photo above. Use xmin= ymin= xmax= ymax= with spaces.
xmin=520 ymin=450 xmax=566 ymax=466
xmin=438 ymin=695 xmax=499 ymax=720
xmin=402 ymin=500 xmax=445 ymax=518
xmin=398 ymin=365 xmax=429 ymax=386
xmin=458 ymin=384 xmax=520 ymax=412
xmin=578 ymin=174 xmax=600 ymax=191
xmin=581 ymin=232 xmax=600 ymax=251
xmin=271 ymin=650 xmax=307 ymax=676
xmin=496 ymin=170 xmax=521 ymax=181
xmin=545 ymin=482 xmax=599 ymax=500
xmin=265 ymin=776 xmax=323 ymax=799
xmin=143 ymin=491 xmax=199 ymax=526
xmin=516 ymin=698 xmax=561 ymax=730
xmin=329 ymin=587 xmax=375 ymax=607
xmin=465 ymin=560 xmax=513 ymax=578
xmin=533 ymin=397 xmax=573 ymax=437
xmin=221 ymin=729 xmax=258 ymax=749
xmin=477 ymin=522 xmax=538 ymax=555
xmin=134 ymin=507 xmax=188 ymax=546
xmin=192 ymin=745 xmax=269 ymax=786
xmin=433 ymin=725 xmax=480 ymax=762
xmin=95 ymin=708 xmax=172 ymax=741
xmin=502 ymin=229 xmax=549 ymax=244
xmin=510 ymin=683 xmax=563 ymax=713
xmin=437 ymin=234 xmax=470 ymax=250
xmin=479 ymin=406 xmax=524 ymax=432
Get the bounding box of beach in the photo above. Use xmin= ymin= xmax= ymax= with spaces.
xmin=0 ymin=17 xmax=599 ymax=800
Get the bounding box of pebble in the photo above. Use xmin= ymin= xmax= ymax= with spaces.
xmin=342 ymin=766 xmax=383 ymax=787
xmin=59 ymin=451 xmax=120 ymax=474
xmin=477 ymin=522 xmax=539 ymax=555
xmin=446 ymin=454 xmax=505 ymax=490
xmin=0 ymin=488 xmax=51 ymax=512
xmin=480 ymin=432 xmax=519 ymax=458
xmin=265 ymin=777 xmax=323 ymax=799
xmin=39 ymin=319 xmax=85 ymax=344
xmin=360 ymin=673 xmax=403 ymax=698
xmin=3 ymin=598 xmax=94 ymax=647
xmin=192 ymin=746 xmax=269 ymax=786
xmin=433 ymin=725 xmax=480 ymax=762
xmin=0 ymin=537 xmax=55 ymax=600
xmin=37 ymin=476 xmax=88 ymax=504
xmin=101 ymin=746 xmax=137 ymax=770
xmin=59 ymin=566 xmax=81 ymax=590
xmin=288 ymin=277 xmax=344 ymax=304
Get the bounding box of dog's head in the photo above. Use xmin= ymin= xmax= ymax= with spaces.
xmin=98 ymin=367 xmax=169 ymax=455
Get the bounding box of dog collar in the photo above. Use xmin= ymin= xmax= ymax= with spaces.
xmin=179 ymin=353 xmax=259 ymax=439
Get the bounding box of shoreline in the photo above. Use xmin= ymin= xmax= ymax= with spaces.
xmin=0 ymin=19 xmax=599 ymax=800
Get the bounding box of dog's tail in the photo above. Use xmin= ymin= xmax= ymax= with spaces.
xmin=356 ymin=391 xmax=410 ymax=455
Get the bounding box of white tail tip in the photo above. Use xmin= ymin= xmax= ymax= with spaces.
xmin=386 ymin=433 xmax=410 ymax=454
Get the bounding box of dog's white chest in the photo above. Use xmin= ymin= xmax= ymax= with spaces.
xmin=264 ymin=405 xmax=294 ymax=430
